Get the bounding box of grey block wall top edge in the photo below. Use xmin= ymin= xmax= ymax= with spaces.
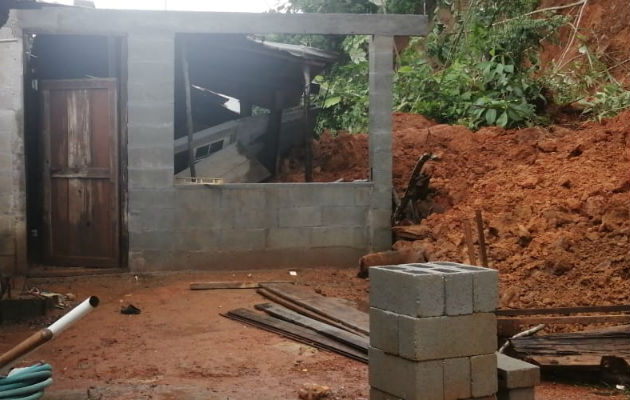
xmin=174 ymin=181 xmax=374 ymax=190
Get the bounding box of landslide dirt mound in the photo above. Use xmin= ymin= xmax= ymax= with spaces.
xmin=539 ymin=0 xmax=630 ymax=85
xmin=279 ymin=111 xmax=630 ymax=309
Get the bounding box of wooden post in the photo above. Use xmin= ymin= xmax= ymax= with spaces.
xmin=302 ymin=64 xmax=313 ymax=182
xmin=463 ymin=219 xmax=477 ymax=266
xmin=181 ymin=41 xmax=196 ymax=177
xmin=475 ymin=209 xmax=488 ymax=267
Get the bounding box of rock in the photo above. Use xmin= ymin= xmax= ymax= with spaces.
xmin=519 ymin=176 xmax=539 ymax=189
xmin=298 ymin=383 xmax=332 ymax=400
xmin=358 ymin=247 xmax=427 ymax=278
xmin=536 ymin=139 xmax=558 ymax=153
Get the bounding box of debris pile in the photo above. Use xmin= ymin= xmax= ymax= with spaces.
xmin=280 ymin=110 xmax=630 ymax=309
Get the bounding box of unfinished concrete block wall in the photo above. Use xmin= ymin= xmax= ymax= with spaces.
xmin=0 ymin=11 xmax=26 ymax=275
xmin=369 ymin=261 xmax=499 ymax=400
xmin=126 ymin=32 xmax=177 ymax=270
xmin=13 ymin=8 xmax=428 ymax=272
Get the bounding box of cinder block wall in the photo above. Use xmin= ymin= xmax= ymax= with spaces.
xmin=126 ymin=31 xmax=390 ymax=271
xmin=9 ymin=10 xmax=403 ymax=272
xmin=0 ymin=12 xmax=26 ymax=275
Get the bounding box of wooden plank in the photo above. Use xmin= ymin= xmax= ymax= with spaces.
xmin=496 ymin=305 xmax=630 ymax=316
xmin=256 ymin=288 xmax=366 ymax=337
xmin=498 ymin=315 xmax=630 ymax=337
xmin=224 ymin=308 xmax=367 ymax=363
xmin=189 ymin=281 xmax=291 ymax=290
xmin=255 ymin=303 xmax=368 ymax=352
xmin=511 ymin=330 xmax=630 ymax=364
xmin=260 ymin=283 xmax=369 ymax=335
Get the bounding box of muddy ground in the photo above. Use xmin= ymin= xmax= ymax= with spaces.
xmin=0 ymin=269 xmax=626 ymax=399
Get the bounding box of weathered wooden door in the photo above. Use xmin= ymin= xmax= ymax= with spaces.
xmin=41 ymin=79 xmax=119 ymax=267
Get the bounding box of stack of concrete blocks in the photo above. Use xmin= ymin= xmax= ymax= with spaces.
xmin=369 ymin=261 xmax=499 ymax=400
xmin=496 ymin=353 xmax=540 ymax=400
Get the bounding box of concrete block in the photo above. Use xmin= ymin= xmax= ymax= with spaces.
xmin=128 ymin=146 xmax=173 ymax=169
xmin=354 ymin=186 xmax=372 ymax=206
xmin=370 ymin=265 xmax=445 ymax=317
xmin=128 ymin=168 xmax=173 ymax=189
xmin=127 ymin=101 xmax=173 ymax=126
xmin=311 ymin=226 xmax=365 ymax=248
xmin=470 ymin=354 xmax=498 ymax=398
xmin=496 ymin=353 xmax=540 ymax=389
xmin=127 ymin=123 xmax=174 ymax=147
xmin=322 ymin=206 xmax=368 ymax=226
xmin=369 ymin=347 xmax=443 ymax=400
xmin=222 ymin=188 xmax=267 ymax=210
xmin=278 ymin=206 xmax=321 ymax=228
xmin=230 ymin=206 xmax=276 ymax=229
xmin=370 ymin=227 xmax=392 ymax=251
xmin=173 ymin=229 xmax=218 ymax=251
xmin=318 ymin=186 xmax=361 ymax=206
xmin=129 ymin=230 xmax=175 ymax=251
xmin=398 ymin=313 xmax=497 ymax=361
xmin=370 ymin=387 xmax=402 ymax=400
xmin=267 ymin=228 xmax=311 ymax=249
xmin=218 ymin=228 xmax=266 ymax=251
xmin=444 ymin=357 xmax=471 ymax=400
xmin=497 ymin=387 xmax=534 ymax=400
xmin=426 ymin=262 xmax=498 ymax=313
xmin=130 ymin=189 xmax=175 ymax=210
xmin=370 ymin=307 xmax=399 ymax=355
xmin=442 ymin=271 xmax=473 ymax=316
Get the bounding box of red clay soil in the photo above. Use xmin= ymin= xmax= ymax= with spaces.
xmin=539 ymin=0 xmax=630 ymax=85
xmin=278 ymin=110 xmax=630 ymax=313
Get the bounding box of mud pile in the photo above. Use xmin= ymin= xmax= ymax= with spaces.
xmin=279 ymin=111 xmax=630 ymax=309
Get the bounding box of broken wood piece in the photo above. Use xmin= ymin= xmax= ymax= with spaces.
xmin=255 ymin=303 xmax=368 ymax=351
xmin=260 ymin=283 xmax=369 ymax=335
xmin=223 ymin=308 xmax=367 ymax=363
xmin=498 ymin=324 xmax=545 ymax=353
xmin=475 ymin=209 xmax=488 ymax=267
xmin=189 ymin=281 xmax=291 ymax=290
xmin=256 ymin=288 xmax=365 ymax=336
xmin=463 ymin=219 xmax=477 ymax=266
xmin=392 ymin=153 xmax=437 ymax=224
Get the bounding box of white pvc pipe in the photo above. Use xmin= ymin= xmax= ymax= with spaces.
xmin=48 ymin=296 xmax=99 ymax=336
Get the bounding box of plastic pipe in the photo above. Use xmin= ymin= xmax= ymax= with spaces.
xmin=0 ymin=296 xmax=99 ymax=370
xmin=48 ymin=296 xmax=99 ymax=336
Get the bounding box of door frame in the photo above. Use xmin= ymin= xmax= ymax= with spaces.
xmin=22 ymin=33 xmax=129 ymax=269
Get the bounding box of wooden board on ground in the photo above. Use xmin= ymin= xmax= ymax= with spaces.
xmin=224 ymin=308 xmax=367 ymax=363
xmin=257 ymin=288 xmax=367 ymax=337
xmin=511 ymin=329 xmax=630 ymax=365
xmin=496 ymin=305 xmax=630 ymax=316
xmin=255 ymin=303 xmax=368 ymax=352
xmin=498 ymin=315 xmax=630 ymax=336
xmin=260 ymin=283 xmax=369 ymax=335
xmin=190 ymin=281 xmax=291 ymax=290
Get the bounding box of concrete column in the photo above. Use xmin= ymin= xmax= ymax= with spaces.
xmin=126 ymin=32 xmax=176 ymax=270
xmin=0 ymin=11 xmax=26 ymax=275
xmin=369 ymin=262 xmax=499 ymax=400
xmin=368 ymin=35 xmax=394 ymax=252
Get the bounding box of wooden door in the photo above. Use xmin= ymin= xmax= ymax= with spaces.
xmin=41 ymin=79 xmax=119 ymax=267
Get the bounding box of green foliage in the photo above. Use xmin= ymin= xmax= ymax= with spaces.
xmin=282 ymin=0 xmax=628 ymax=133
xmin=579 ymin=84 xmax=630 ymax=121
xmin=314 ymin=36 xmax=369 ymax=133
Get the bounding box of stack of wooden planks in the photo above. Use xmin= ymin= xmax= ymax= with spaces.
xmin=223 ymin=283 xmax=369 ymax=363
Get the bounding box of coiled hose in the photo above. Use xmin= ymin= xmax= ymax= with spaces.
xmin=0 ymin=363 xmax=52 ymax=400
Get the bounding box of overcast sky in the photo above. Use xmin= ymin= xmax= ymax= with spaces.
xmin=92 ymin=0 xmax=283 ymax=12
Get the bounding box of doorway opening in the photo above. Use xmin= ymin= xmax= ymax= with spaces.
xmin=23 ymin=34 xmax=127 ymax=268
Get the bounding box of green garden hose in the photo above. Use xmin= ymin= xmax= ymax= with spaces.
xmin=0 ymin=363 xmax=52 ymax=400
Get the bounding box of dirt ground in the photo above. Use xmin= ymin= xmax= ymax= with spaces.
xmin=0 ymin=269 xmax=627 ymax=400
